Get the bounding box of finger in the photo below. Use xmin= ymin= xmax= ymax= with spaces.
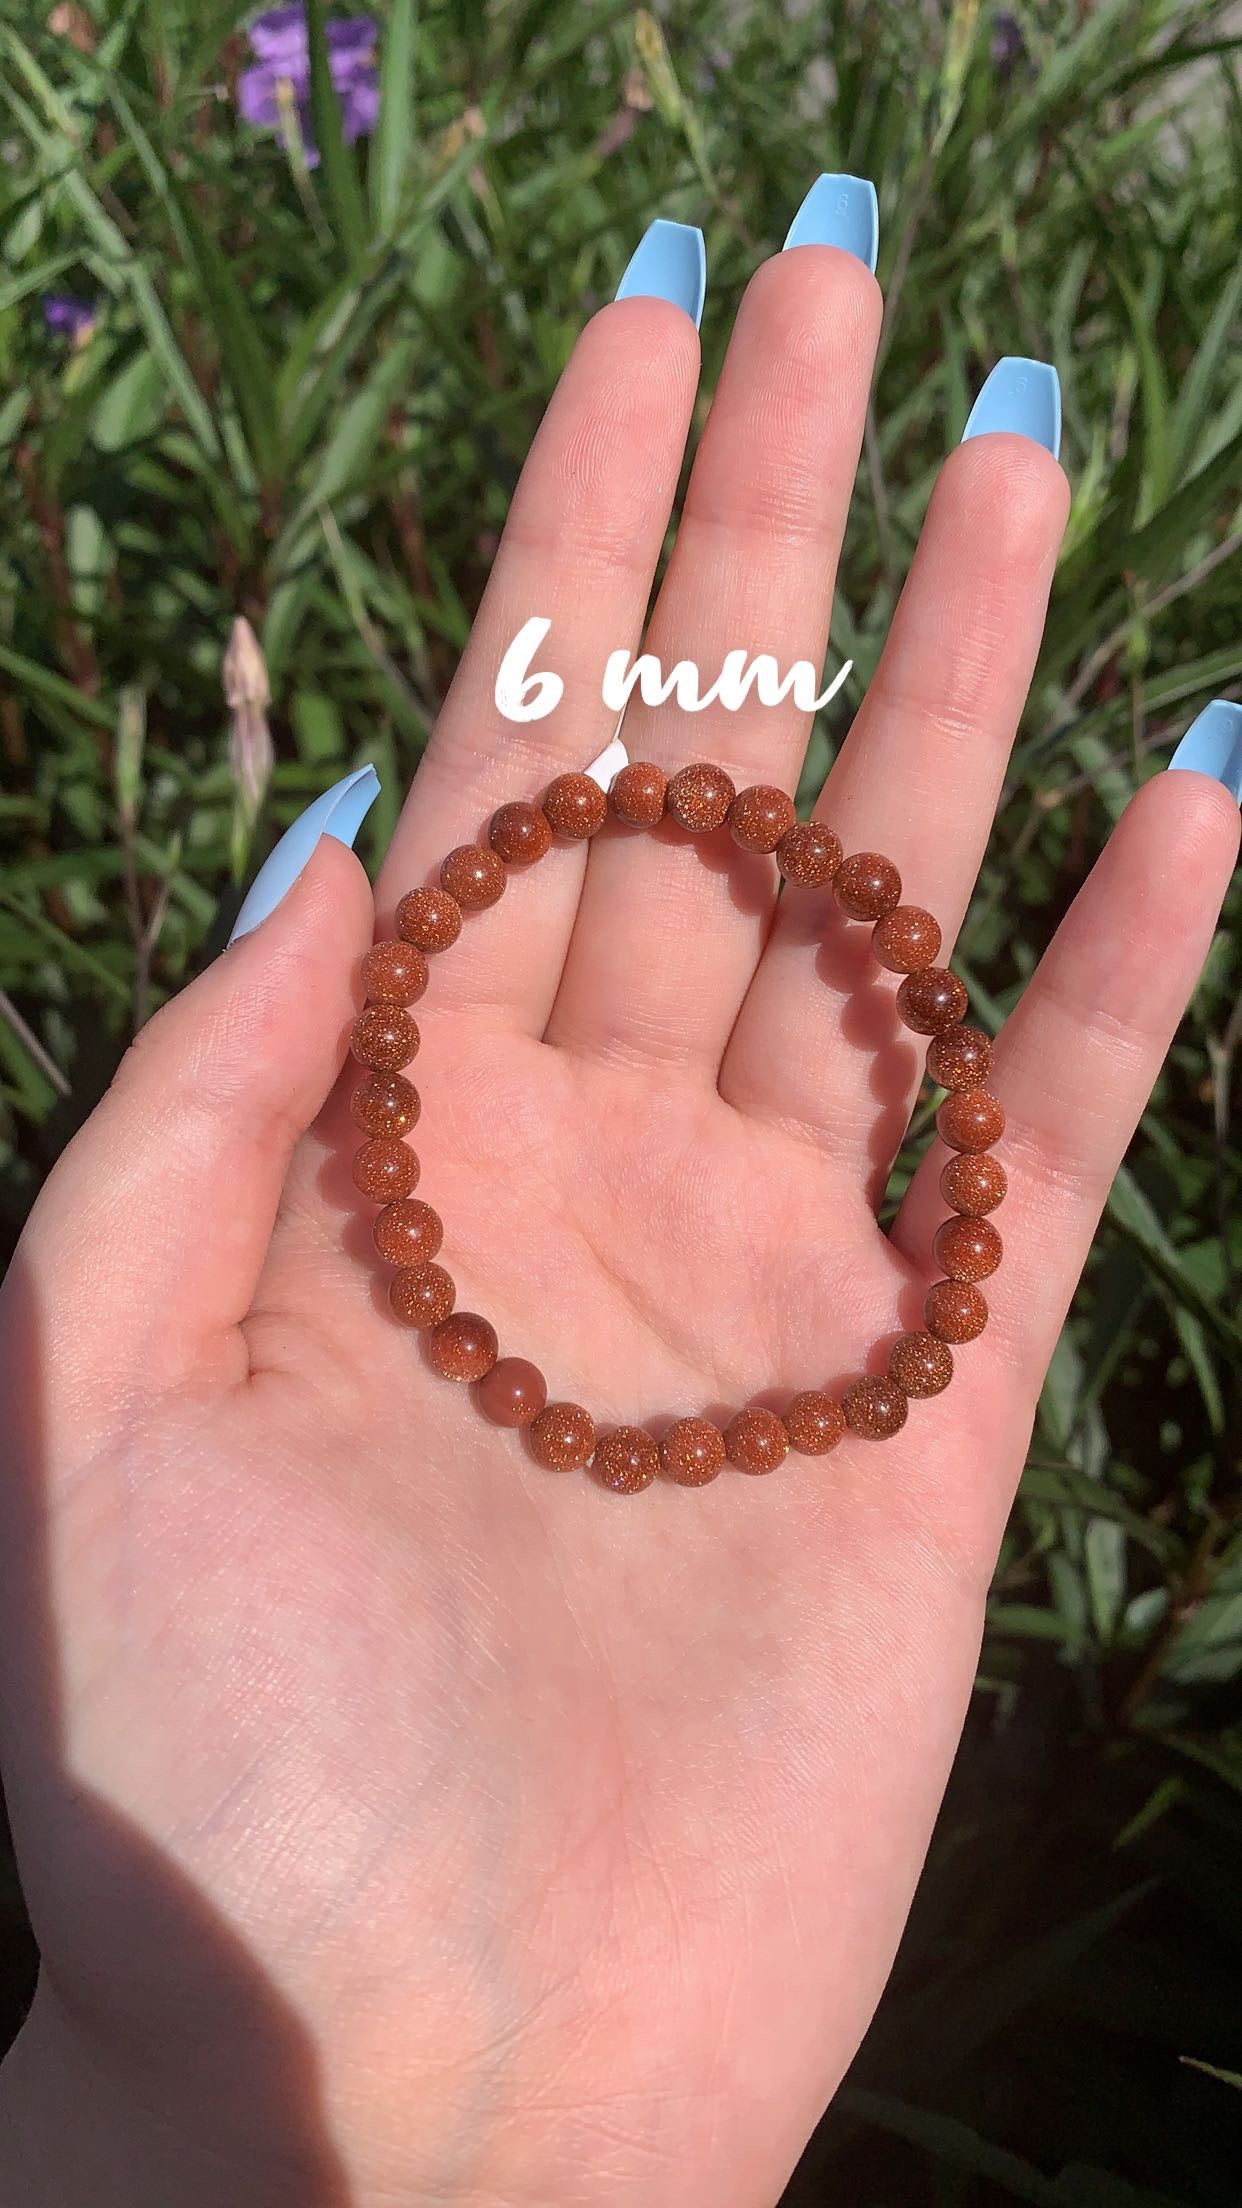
xmin=546 ymin=239 xmax=882 ymax=1069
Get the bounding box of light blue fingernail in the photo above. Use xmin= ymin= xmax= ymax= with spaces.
xmin=1167 ymin=698 xmax=1242 ymax=804
xmin=614 ymin=218 xmax=706 ymax=328
xmin=783 ymin=173 xmax=879 ymax=271
xmin=228 ymin=765 xmax=381 ymax=944
xmin=961 ymin=358 xmax=1062 ymax=459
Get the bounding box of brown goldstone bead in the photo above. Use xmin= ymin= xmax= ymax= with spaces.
xmin=430 ymin=1311 xmax=499 ymax=1382
xmin=543 ymin=773 xmax=608 ymax=840
xmin=610 ymin=760 xmax=667 ymax=827
xmin=896 ymin=967 xmax=969 ymax=1036
xmin=489 ymin=801 xmax=553 ymax=866
xmin=373 ymin=1197 xmax=440 ymax=1268
xmin=938 ymin=1088 xmax=1006 ymax=1154
xmin=350 ymin=1071 xmax=420 ymax=1138
xmin=940 ymin=1152 xmax=1007 ymax=1216
xmin=666 ymin=761 xmax=735 ymax=833
xmin=872 ymin=906 xmax=942 ymax=973
xmin=784 ymin=1390 xmax=845 ymax=1455
xmin=350 ymin=1005 xmax=419 ymax=1072
xmin=924 ymin=1279 xmax=987 ymax=1343
xmin=777 ymin=819 xmax=843 ymax=886
xmin=725 ymin=1406 xmax=789 ymax=1475
xmin=530 ymin=1400 xmax=596 ymax=1470
xmin=593 ymin=1425 xmax=660 ymax=1494
xmin=478 ymin=1356 xmax=547 ymax=1429
xmin=842 ymin=1376 xmax=908 ymax=1439
xmin=360 ymin=940 xmax=427 ymax=1006
xmin=353 ymin=1138 xmax=418 ymax=1202
xmin=441 ymin=844 xmax=506 ymax=910
xmin=397 ymin=885 xmax=462 ymax=953
xmin=933 ymin=1215 xmax=1002 ymax=1282
xmin=888 ymin=1332 xmax=954 ymax=1398
xmin=390 ymin=1263 xmax=455 ymax=1329
xmin=834 ymin=851 xmax=902 ymax=921
xmin=659 ymin=1415 xmax=726 ymax=1485
xmin=927 ymin=1024 xmax=991 ymax=1092
xmin=728 ymin=784 xmax=796 ymax=854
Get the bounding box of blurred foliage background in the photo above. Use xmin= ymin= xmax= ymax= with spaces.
xmin=2 ymin=0 xmax=1241 ymax=2200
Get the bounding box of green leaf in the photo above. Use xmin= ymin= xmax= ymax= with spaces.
xmin=305 ymin=0 xmax=369 ymax=262
xmin=371 ymin=0 xmax=416 ymax=237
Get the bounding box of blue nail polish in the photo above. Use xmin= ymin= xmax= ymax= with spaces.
xmin=783 ymin=174 xmax=879 ymax=272
xmin=228 ymin=765 xmax=381 ymax=944
xmin=960 ymin=358 xmax=1062 ymax=459
xmin=1167 ymin=698 xmax=1242 ymax=804
xmin=614 ymin=218 xmax=706 ymax=328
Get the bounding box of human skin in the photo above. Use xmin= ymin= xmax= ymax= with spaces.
xmin=0 ymin=249 xmax=1237 ymax=2206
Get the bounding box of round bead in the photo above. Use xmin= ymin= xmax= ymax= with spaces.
xmin=659 ymin=1416 xmax=726 ymax=1485
xmin=352 ymin=1137 xmax=418 ymax=1202
xmin=872 ymin=906 xmax=942 ymax=973
xmin=350 ymin=1005 xmax=419 ymax=1072
xmin=360 ymin=940 xmax=427 ymax=1005
xmin=397 ymin=885 xmax=462 ymax=952
xmin=888 ymin=1332 xmax=954 ymax=1398
xmin=530 ymin=1400 xmax=596 ymax=1470
xmin=666 ymin=761 xmax=735 ymax=834
xmin=350 ymin=1071 xmax=420 ymax=1138
xmin=389 ymin=1263 xmax=455 ymax=1329
xmin=610 ymin=760 xmax=667 ymax=827
xmin=933 ymin=1215 xmax=1003 ymax=1283
xmin=542 ymin=773 xmax=608 ymax=840
xmin=784 ymin=1390 xmax=846 ymax=1456
xmin=728 ymin=785 xmax=796 ymax=855
xmin=834 ymin=851 xmax=902 ymax=921
xmin=924 ymin=1279 xmax=988 ymax=1343
xmin=430 ymin=1311 xmax=499 ymax=1382
xmin=373 ymin=1197 xmax=440 ymax=1268
xmin=489 ymin=801 xmax=552 ymax=867
xmin=927 ymin=1024 xmax=992 ymax=1091
xmin=896 ymin=967 xmax=969 ymax=1036
xmin=477 ymin=1356 xmax=547 ymax=1428
xmin=842 ymin=1376 xmax=908 ymax=1439
xmin=777 ymin=819 xmax=843 ymax=887
xmin=940 ymin=1152 xmax=1007 ymax=1216
xmin=593 ymin=1426 xmax=660 ymax=1494
xmin=440 ymin=844 xmax=506 ymax=911
xmin=937 ymin=1089 xmax=1006 ymax=1154
xmin=725 ymin=1406 xmax=789 ymax=1475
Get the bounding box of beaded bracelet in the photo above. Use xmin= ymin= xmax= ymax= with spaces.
xmin=348 ymin=758 xmax=1006 ymax=1494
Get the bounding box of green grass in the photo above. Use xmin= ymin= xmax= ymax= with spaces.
xmin=2 ymin=2 xmax=1241 ymax=2199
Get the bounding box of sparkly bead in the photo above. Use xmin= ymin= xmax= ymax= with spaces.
xmin=933 ymin=1215 xmax=1002 ymax=1282
xmin=725 ymin=1406 xmax=789 ymax=1474
xmin=350 ymin=1005 xmax=419 ymax=1071
xmin=440 ymin=845 xmax=505 ymax=911
xmin=430 ymin=1311 xmax=498 ymax=1382
xmin=373 ymin=1197 xmax=440 ymax=1268
xmin=872 ymin=906 xmax=942 ymax=973
xmin=927 ymin=1024 xmax=992 ymax=1092
xmin=390 ymin=1263 xmax=455 ymax=1329
xmin=361 ymin=940 xmax=427 ymax=1007
xmin=940 ymin=1152 xmax=1007 ymax=1216
xmin=659 ymin=1416 xmax=726 ymax=1485
xmin=728 ymin=784 xmax=796 ymax=855
xmin=784 ymin=1390 xmax=845 ymax=1456
xmin=609 ymin=761 xmax=667 ymax=827
xmin=530 ymin=1400 xmax=596 ymax=1470
xmin=924 ymin=1279 xmax=987 ymax=1343
xmin=489 ymin=801 xmax=552 ymax=866
xmin=834 ymin=851 xmax=902 ymax=921
xmin=666 ymin=761 xmax=735 ymax=833
xmin=777 ymin=819 xmax=842 ymax=886
xmin=842 ymin=1376 xmax=908 ymax=1439
xmin=888 ymin=1332 xmax=954 ymax=1398
xmin=938 ymin=1089 xmax=1006 ymax=1154
xmin=397 ymin=886 xmax=462 ymax=952
xmin=896 ymin=967 xmax=969 ymax=1036
xmin=593 ymin=1425 xmax=660 ymax=1493
xmin=477 ymin=1356 xmax=547 ymax=1428
xmin=542 ymin=773 xmax=608 ymax=840
xmin=350 ymin=1071 xmax=420 ymax=1138
xmin=352 ymin=1138 xmax=418 ymax=1202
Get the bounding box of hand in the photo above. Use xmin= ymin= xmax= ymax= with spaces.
xmin=1 ymin=246 xmax=1236 ymax=2208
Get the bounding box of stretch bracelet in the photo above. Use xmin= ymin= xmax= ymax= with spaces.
xmin=348 ymin=759 xmax=1006 ymax=1493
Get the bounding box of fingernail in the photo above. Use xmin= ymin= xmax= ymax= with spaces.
xmin=614 ymin=218 xmax=706 ymax=328
xmin=782 ymin=173 xmax=879 ymax=271
xmin=228 ymin=765 xmax=381 ymax=944
xmin=960 ymin=358 xmax=1062 ymax=459
xmin=1167 ymin=698 xmax=1242 ymax=804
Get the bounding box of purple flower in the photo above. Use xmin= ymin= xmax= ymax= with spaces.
xmin=991 ymin=10 xmax=1025 ymax=75
xmin=239 ymin=6 xmax=379 ymax=166
xmin=43 ymin=293 xmax=96 ymax=345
